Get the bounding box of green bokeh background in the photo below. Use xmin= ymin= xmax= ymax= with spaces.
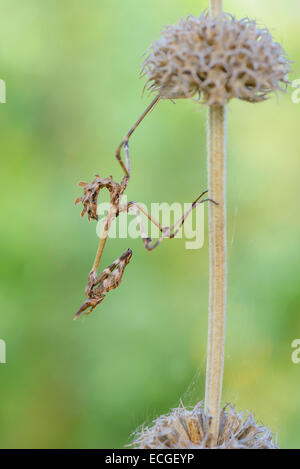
xmin=0 ymin=0 xmax=299 ymax=449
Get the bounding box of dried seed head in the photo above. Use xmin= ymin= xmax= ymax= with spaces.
xmin=142 ymin=13 xmax=291 ymax=105
xmin=131 ymin=402 xmax=277 ymax=449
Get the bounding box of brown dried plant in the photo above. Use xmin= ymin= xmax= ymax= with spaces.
xmin=116 ymin=10 xmax=290 ymax=166
xmin=132 ymin=402 xmax=276 ymax=449
xmin=142 ymin=12 xmax=291 ymax=105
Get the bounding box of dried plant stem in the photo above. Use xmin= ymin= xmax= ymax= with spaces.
xmin=204 ymin=104 xmax=227 ymax=445
xmin=210 ymin=0 xmax=222 ymax=17
xmin=203 ymin=0 xmax=227 ymax=449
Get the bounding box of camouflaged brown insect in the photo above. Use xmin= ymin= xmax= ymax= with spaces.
xmin=74 ymin=141 xmax=216 ymax=319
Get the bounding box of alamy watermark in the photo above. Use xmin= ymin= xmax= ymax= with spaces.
xmin=95 ymin=195 xmax=205 ymax=250
xmin=291 ymin=79 xmax=300 ymax=104
xmin=0 ymin=79 xmax=6 ymax=103
xmin=291 ymin=339 xmax=300 ymax=364
xmin=0 ymin=339 xmax=6 ymax=364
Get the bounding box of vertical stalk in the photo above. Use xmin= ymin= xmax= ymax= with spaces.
xmin=205 ymin=105 xmax=227 ymax=445
xmin=210 ymin=0 xmax=222 ymax=17
xmin=204 ymin=0 xmax=227 ymax=446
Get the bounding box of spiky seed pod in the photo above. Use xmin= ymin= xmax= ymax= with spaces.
xmin=142 ymin=12 xmax=291 ymax=105
xmin=132 ymin=402 xmax=277 ymax=449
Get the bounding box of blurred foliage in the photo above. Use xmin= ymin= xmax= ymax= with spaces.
xmin=0 ymin=0 xmax=299 ymax=449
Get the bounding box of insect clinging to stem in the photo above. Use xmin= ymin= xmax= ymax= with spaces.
xmin=74 ymin=102 xmax=217 ymax=320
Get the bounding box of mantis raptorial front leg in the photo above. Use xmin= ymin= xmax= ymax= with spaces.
xmin=115 ymin=95 xmax=160 ymax=174
xmin=121 ymin=191 xmax=218 ymax=251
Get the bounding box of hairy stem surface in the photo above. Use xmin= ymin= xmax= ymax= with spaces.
xmin=204 ymin=0 xmax=226 ymax=444
xmin=204 ymin=103 xmax=227 ymax=446
xmin=204 ymin=0 xmax=227 ymax=449
xmin=210 ymin=0 xmax=223 ymax=17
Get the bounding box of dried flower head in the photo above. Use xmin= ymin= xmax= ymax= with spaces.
xmin=142 ymin=12 xmax=291 ymax=105
xmin=132 ymin=402 xmax=277 ymax=449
